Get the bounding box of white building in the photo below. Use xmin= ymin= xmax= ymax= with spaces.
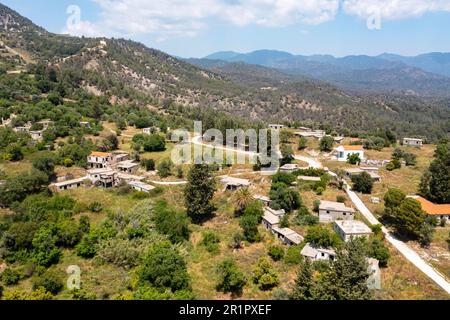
xmin=301 ymin=243 xmax=336 ymax=261
xmin=333 ymin=220 xmax=372 ymax=242
xmin=279 ymin=163 xmax=299 ymax=173
xmin=253 ymin=194 xmax=271 ymax=206
xmin=220 ymin=176 xmax=251 ymax=191
xmin=271 ymin=226 xmax=304 ymax=245
xmin=143 ymin=127 xmax=160 ymax=135
xmin=403 ymin=138 xmax=423 ymax=147
xmin=268 ymin=124 xmax=284 ymax=130
xmin=334 ymin=145 xmax=365 ymax=162
xmin=319 ymin=200 xmax=355 ymax=223
xmin=294 ymin=130 xmax=326 ymax=139
xmin=128 ymin=180 xmax=155 ymax=193
xmin=116 ymin=160 xmax=140 ymax=174
xmin=50 ymin=177 xmax=85 ymax=192
xmin=344 ymin=168 xmax=381 ymax=182
xmin=30 ymin=130 xmax=44 ymax=141
xmin=87 ymin=152 xmax=114 ymax=169
xmin=87 ymin=168 xmax=118 ymax=187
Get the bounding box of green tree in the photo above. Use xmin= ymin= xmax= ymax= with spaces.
xmin=319 ymin=136 xmax=334 ymax=152
xmin=139 ymin=242 xmax=191 ymax=293
xmin=290 ymin=258 xmax=314 ymax=300
xmin=184 ymin=164 xmax=216 ymax=222
xmin=298 ymin=137 xmax=307 ymax=150
xmin=143 ymin=134 xmax=166 ymax=152
xmin=347 ymin=153 xmax=361 ymax=165
xmin=154 ymin=201 xmax=190 ymax=243
xmin=239 ymin=214 xmax=260 ymax=243
xmin=157 ymin=159 xmax=173 ymax=178
xmin=252 ymin=258 xmax=279 ymax=291
xmin=351 ymin=172 xmax=374 ymax=194
xmin=316 ymin=239 xmax=373 ymax=300
xmin=216 ymin=258 xmax=247 ymax=294
xmin=32 ymin=153 xmax=56 ymax=178
xmin=268 ymin=245 xmax=285 ymax=261
xmin=305 ymin=225 xmax=340 ymax=248
xmin=32 ymin=226 xmax=62 ymax=267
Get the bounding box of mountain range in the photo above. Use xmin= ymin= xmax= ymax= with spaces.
xmin=195 ymin=50 xmax=450 ymax=96
xmin=0 ymin=3 xmax=449 ymax=140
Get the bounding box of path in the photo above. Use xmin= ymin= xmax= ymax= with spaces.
xmin=343 ymin=179 xmax=450 ymax=295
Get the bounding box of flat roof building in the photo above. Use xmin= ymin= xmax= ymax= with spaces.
xmin=333 ymin=220 xmax=372 ymax=242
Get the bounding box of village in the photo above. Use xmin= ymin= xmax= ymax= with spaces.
xmin=7 ymin=119 xmax=443 ymax=298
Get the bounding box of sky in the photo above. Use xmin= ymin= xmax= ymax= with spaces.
xmin=3 ymin=0 xmax=450 ymax=58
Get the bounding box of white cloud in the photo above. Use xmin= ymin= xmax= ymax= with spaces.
xmin=62 ymin=0 xmax=450 ymax=39
xmin=342 ymin=0 xmax=450 ymax=20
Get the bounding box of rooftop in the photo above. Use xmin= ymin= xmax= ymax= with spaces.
xmin=301 ymin=243 xmax=336 ymax=258
xmin=280 ymin=163 xmax=299 ymax=170
xmin=336 ymin=145 xmax=364 ymax=151
xmin=263 ymin=211 xmax=280 ymax=225
xmin=51 ymin=177 xmax=86 ymax=187
xmin=128 ymin=180 xmax=155 ymax=191
xmin=409 ymin=196 xmax=450 ymax=216
xmin=320 ymin=200 xmax=355 ymax=213
xmin=220 ymin=176 xmax=251 ymax=186
xmin=90 ymin=151 xmax=112 ymax=157
xmin=334 ymin=220 xmax=372 ymax=234
xmin=117 ymin=160 xmax=139 ymax=169
xmin=272 ymin=226 xmax=304 ymax=244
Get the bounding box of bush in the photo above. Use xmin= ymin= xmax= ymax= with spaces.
xmin=319 ymin=136 xmax=334 ymax=152
xmin=200 ymin=231 xmax=220 ymax=253
xmin=75 ymin=234 xmax=97 ymax=258
xmin=351 ymin=172 xmax=374 ymax=194
xmin=336 ymin=195 xmax=346 ymax=203
xmin=386 ymin=162 xmax=395 ymax=171
xmin=139 ymin=242 xmax=191 ymax=293
xmin=1 ymin=268 xmax=21 ymax=285
xmin=229 ymin=232 xmax=244 ymax=250
xmin=141 ymin=159 xmax=155 ymax=171
xmin=313 ymin=200 xmax=321 ymax=212
xmin=32 ymin=271 xmax=63 ymax=295
xmin=143 ymin=134 xmax=166 ymax=152
xmin=88 ymin=202 xmax=103 ymax=213
xmin=252 ymin=258 xmax=279 ymax=290
xmin=315 ymin=186 xmax=324 ymax=195
xmin=154 ymin=201 xmax=190 ymax=243
xmin=157 ymin=159 xmax=173 ymax=178
xmin=239 ymin=214 xmax=260 ymax=243
xmin=268 ymin=246 xmax=285 ymax=261
xmin=284 ymin=245 xmax=303 ymax=264
xmin=216 ymin=259 xmax=247 ymax=293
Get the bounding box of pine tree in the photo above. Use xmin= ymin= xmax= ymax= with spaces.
xmin=184 ymin=164 xmax=216 ymax=222
xmin=317 ymin=239 xmax=373 ymax=300
xmin=290 ymin=258 xmax=314 ymax=300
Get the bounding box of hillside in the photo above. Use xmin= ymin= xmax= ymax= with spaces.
xmin=0 ymin=3 xmax=449 ymax=140
xmin=204 ymin=50 xmax=450 ymax=97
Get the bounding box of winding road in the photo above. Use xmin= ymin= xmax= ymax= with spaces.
xmin=159 ymin=135 xmax=450 ymax=295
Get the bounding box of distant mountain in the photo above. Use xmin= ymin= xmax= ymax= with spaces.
xmin=1 ymin=2 xmax=449 ymax=140
xmin=378 ymin=52 xmax=450 ymax=78
xmin=203 ymin=50 xmax=450 ymax=96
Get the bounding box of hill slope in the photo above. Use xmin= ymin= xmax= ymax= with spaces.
xmin=0 ymin=3 xmax=449 ymax=140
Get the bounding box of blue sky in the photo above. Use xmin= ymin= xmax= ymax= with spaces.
xmin=3 ymin=0 xmax=450 ymax=58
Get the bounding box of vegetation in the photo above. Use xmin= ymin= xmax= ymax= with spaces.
xmin=184 ymin=164 xmax=216 ymax=222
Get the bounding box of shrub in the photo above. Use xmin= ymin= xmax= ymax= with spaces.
xmin=139 ymin=242 xmax=191 ymax=293
xmin=75 ymin=234 xmax=97 ymax=258
xmin=1 ymin=268 xmax=21 ymax=285
xmin=239 ymin=214 xmax=260 ymax=243
xmin=336 ymin=195 xmax=346 ymax=203
xmin=268 ymin=246 xmax=285 ymax=261
xmin=284 ymin=245 xmax=303 ymax=264
xmin=252 ymin=258 xmax=279 ymax=290
xmin=200 ymin=230 xmax=220 ymax=253
xmin=157 ymin=159 xmax=173 ymax=178
xmin=351 ymin=172 xmax=374 ymax=194
xmin=313 ymin=200 xmax=321 ymax=212
xmin=141 ymin=159 xmax=155 ymax=171
xmin=216 ymin=258 xmax=247 ymax=293
xmin=315 ymin=186 xmax=324 ymax=195
xmin=154 ymin=201 xmax=190 ymax=243
xmin=229 ymin=232 xmax=244 ymax=250
xmin=32 ymin=271 xmax=63 ymax=295
xmin=88 ymin=202 xmax=103 ymax=213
